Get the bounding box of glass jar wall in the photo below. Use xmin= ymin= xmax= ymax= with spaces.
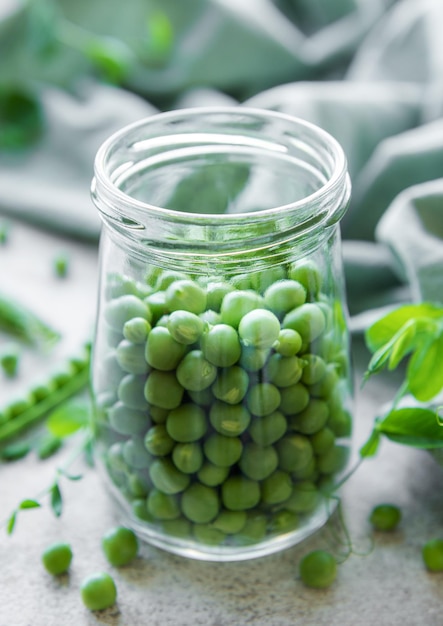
xmin=90 ymin=107 xmax=353 ymax=561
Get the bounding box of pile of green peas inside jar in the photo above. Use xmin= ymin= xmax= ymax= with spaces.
xmin=93 ymin=259 xmax=352 ymax=550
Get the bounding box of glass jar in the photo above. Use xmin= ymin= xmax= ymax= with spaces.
xmin=90 ymin=107 xmax=353 ymax=561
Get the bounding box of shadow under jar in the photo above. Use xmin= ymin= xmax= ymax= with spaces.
xmin=90 ymin=107 xmax=353 ymax=561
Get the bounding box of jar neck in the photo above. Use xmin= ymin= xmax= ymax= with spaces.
xmin=91 ymin=107 xmax=350 ymax=267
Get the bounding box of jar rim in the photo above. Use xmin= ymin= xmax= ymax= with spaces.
xmin=92 ymin=106 xmax=349 ymax=228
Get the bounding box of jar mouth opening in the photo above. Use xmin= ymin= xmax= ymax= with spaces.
xmin=92 ymin=106 xmax=349 ymax=228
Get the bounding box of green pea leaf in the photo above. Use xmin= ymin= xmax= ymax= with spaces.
xmin=376 ymin=407 xmax=443 ymax=448
xmin=18 ymin=499 xmax=41 ymax=510
xmin=365 ymin=303 xmax=443 ymax=353
xmin=46 ymin=400 xmax=89 ymax=438
xmin=50 ymin=482 xmax=63 ymax=517
xmin=84 ymin=37 xmax=134 ymax=84
xmin=6 ymin=511 xmax=17 ymax=535
xmin=359 ymin=430 xmax=381 ymax=458
xmin=407 ymin=332 xmax=443 ymax=402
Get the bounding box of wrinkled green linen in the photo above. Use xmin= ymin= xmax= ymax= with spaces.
xmin=1 ymin=0 xmax=443 ymax=326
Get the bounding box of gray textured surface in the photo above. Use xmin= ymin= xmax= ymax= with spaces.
xmin=1 ymin=221 xmax=443 ymax=626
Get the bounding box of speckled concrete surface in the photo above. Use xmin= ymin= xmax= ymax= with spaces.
xmin=1 ymin=222 xmax=443 ymax=626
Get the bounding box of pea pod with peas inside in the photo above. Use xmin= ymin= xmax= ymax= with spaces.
xmin=92 ymin=262 xmax=352 ymax=553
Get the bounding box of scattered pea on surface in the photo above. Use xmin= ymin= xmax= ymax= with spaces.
xmin=299 ymin=549 xmax=337 ymax=589
xmin=53 ymin=252 xmax=69 ymax=278
xmin=41 ymin=542 xmax=73 ymax=576
xmin=102 ymin=526 xmax=139 ymax=566
xmin=80 ymin=572 xmax=117 ymax=611
xmin=369 ymin=504 xmax=401 ymax=532
xmin=422 ymin=539 xmax=443 ymax=572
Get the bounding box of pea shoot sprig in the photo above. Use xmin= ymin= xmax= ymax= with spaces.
xmin=4 ymin=411 xmax=93 ymax=535
xmin=360 ymin=301 xmax=443 ymax=458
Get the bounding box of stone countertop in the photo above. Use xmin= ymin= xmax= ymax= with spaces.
xmin=1 ymin=220 xmax=443 ymax=626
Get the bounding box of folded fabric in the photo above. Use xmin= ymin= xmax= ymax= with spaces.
xmin=0 ymin=82 xmax=157 ymax=239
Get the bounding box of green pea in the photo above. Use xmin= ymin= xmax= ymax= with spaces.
xmin=172 ymin=442 xmax=204 ymax=474
xmin=220 ymin=290 xmax=263 ymax=328
xmin=165 ymin=279 xmax=207 ymax=314
xmin=0 ymin=345 xmax=20 ymax=377
xmin=80 ymin=572 xmax=117 ymax=611
xmin=147 ymin=490 xmax=181 ymax=520
xmin=301 ymin=354 xmax=327 ymax=385
xmin=114 ymin=339 xmax=149 ymax=376
xmin=290 ymin=399 xmax=329 ymax=435
xmin=206 ymin=281 xmax=234 ymax=311
xmin=105 ymin=294 xmax=151 ymax=332
xmin=166 ymin=404 xmax=207 ymax=442
xmin=288 ymin=259 xmax=323 ymax=299
xmin=149 ymin=406 xmax=169 ymax=424
xmin=192 ymin=524 xmax=225 ymax=545
xmin=201 ymin=324 xmax=241 ymax=367
xmin=247 ymin=382 xmax=281 ymax=417
xmin=230 ymin=274 xmax=253 ymax=290
xmin=273 ymin=328 xmax=303 ymax=356
xmin=249 ymin=266 xmax=288 ymax=294
xmin=327 ymin=397 xmax=352 ymax=437
xmin=310 ymin=427 xmax=335 ymax=455
xmin=131 ymin=498 xmax=153 ymax=522
xmin=108 ymin=402 xmax=149 ymax=436
xmin=199 ymin=309 xmax=222 ymax=325
xmin=285 ymin=481 xmax=320 ymax=513
xmin=149 ymin=458 xmax=190 ymax=494
xmin=98 ymin=352 xmax=124 ymax=391
xmin=266 ymin=354 xmax=304 ymax=387
xmin=276 ymin=434 xmax=313 ymax=473
xmin=123 ymin=438 xmax=152 ymax=469
xmin=204 ymin=433 xmax=243 ymax=467
xmin=144 ymin=424 xmax=175 ymax=456
xmin=369 ymin=504 xmax=401 ymax=532
xmin=249 ymin=411 xmax=288 ymax=446
xmin=211 ymin=366 xmax=249 ymax=404
xmin=269 ymin=510 xmax=299 ymax=534
xmin=299 ymin=550 xmax=337 ymax=589
xmin=422 ymin=539 xmax=443 ymax=571
xmin=309 ymin=364 xmax=339 ymax=398
xmin=264 ymin=279 xmax=306 ymax=316
xmin=292 ymin=456 xmax=319 ymax=481
xmin=188 ymin=387 xmax=214 ymax=406
xmin=316 ymin=444 xmax=349 ymax=475
xmin=155 ymin=270 xmax=189 ymax=290
xmin=282 ymin=303 xmax=326 ymax=343
xmin=167 ymin=310 xmax=204 ymax=345
xmin=162 ymin=517 xmax=191 ymax=538
xmin=106 ymin=273 xmax=140 ymax=298
xmin=279 ymin=382 xmax=310 ymax=415
xmin=145 ymin=327 xmax=187 ymax=371
xmin=197 ymin=462 xmax=229 ymax=487
xmin=122 ymin=317 xmax=151 ymax=344
xmin=222 ymin=476 xmax=260 ymax=511
xmin=176 ymin=350 xmax=217 ymax=391
xmin=118 ymin=374 xmax=149 ymax=410
xmin=181 ymin=483 xmax=219 ymax=523
xmin=238 ymin=309 xmax=281 ymax=351
xmin=239 ymin=346 xmax=270 ymax=372
xmin=102 ymin=526 xmax=138 ymax=567
xmin=261 ymin=470 xmax=292 ymax=504
xmin=127 ymin=473 xmax=149 ymax=498
xmin=209 ymin=401 xmax=251 ymax=437
xmin=106 ymin=442 xmax=127 ymax=473
xmin=239 ymin=443 xmax=278 ymax=480
xmin=41 ymin=542 xmax=73 ymax=575
xmin=144 ymin=371 xmax=184 ymax=409
xmin=145 ymin=291 xmax=168 ymax=324
xmin=211 ymin=510 xmax=247 ymax=534
xmin=235 ymin=512 xmax=267 ymax=544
